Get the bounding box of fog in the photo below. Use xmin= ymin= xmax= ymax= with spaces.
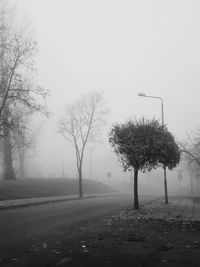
xmin=10 ymin=0 xmax=200 ymax=195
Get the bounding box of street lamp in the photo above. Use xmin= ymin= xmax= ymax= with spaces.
xmin=138 ymin=92 xmax=168 ymax=204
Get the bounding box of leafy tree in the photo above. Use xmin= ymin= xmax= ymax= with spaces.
xmin=109 ymin=118 xmax=180 ymax=209
xmin=58 ymin=92 xmax=109 ymax=197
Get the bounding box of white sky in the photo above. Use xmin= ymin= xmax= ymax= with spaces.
xmin=11 ymin=0 xmax=200 ymax=189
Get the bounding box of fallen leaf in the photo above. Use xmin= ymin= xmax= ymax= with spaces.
xmin=157 ymin=244 xmax=173 ymax=251
xmin=185 ymin=245 xmax=191 ymax=248
xmin=41 ymin=242 xmax=47 ymax=249
xmin=56 ymin=257 xmax=72 ymax=266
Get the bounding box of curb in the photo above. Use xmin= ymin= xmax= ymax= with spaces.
xmin=0 ymin=193 xmax=118 ymax=211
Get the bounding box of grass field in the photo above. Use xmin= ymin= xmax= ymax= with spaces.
xmin=0 ymin=178 xmax=115 ymax=200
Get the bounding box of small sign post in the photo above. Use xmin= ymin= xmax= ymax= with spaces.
xmin=177 ymin=170 xmax=183 ymax=194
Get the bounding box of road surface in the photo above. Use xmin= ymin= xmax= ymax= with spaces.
xmin=0 ymin=194 xmax=137 ymax=264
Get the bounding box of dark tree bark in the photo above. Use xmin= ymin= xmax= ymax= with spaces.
xmin=18 ymin=145 xmax=25 ymax=178
xmin=78 ymin=168 xmax=83 ymax=198
xmin=134 ymin=168 xmax=139 ymax=210
xmin=3 ymin=132 xmax=15 ymax=180
xmin=2 ymin=104 xmax=15 ymax=180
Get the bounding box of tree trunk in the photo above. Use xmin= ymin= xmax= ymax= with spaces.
xmin=18 ymin=146 xmax=25 ymax=179
xmin=133 ymin=168 xmax=139 ymax=210
xmin=3 ymin=133 xmax=15 ymax=180
xmin=78 ymin=167 xmax=83 ymax=198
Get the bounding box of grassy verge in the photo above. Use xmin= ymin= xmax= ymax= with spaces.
xmin=0 ymin=178 xmax=115 ymax=200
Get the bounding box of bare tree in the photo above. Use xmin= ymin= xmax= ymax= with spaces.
xmin=178 ymin=133 xmax=200 ymax=168
xmin=177 ymin=132 xmax=200 ymax=196
xmin=58 ymin=92 xmax=109 ymax=197
xmin=0 ymin=1 xmax=49 ymax=124
xmin=0 ymin=1 xmax=49 ymax=180
xmin=11 ymin=106 xmax=43 ymax=179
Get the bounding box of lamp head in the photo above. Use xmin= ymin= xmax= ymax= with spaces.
xmin=137 ymin=92 xmax=146 ymax=97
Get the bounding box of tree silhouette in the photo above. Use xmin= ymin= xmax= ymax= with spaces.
xmin=58 ymin=92 xmax=108 ymax=197
xmin=109 ymin=118 xmax=180 ymax=209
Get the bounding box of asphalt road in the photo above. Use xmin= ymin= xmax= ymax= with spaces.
xmin=0 ymin=194 xmax=133 ymax=260
xmin=0 ymin=193 xmax=155 ymax=266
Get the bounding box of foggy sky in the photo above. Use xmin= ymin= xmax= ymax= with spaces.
xmin=12 ymin=0 xmax=200 ymax=192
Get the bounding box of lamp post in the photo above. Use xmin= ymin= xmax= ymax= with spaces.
xmin=138 ymin=92 xmax=168 ymax=204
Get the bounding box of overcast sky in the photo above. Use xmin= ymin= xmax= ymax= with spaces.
xmin=11 ymin=0 xmax=200 ymax=188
